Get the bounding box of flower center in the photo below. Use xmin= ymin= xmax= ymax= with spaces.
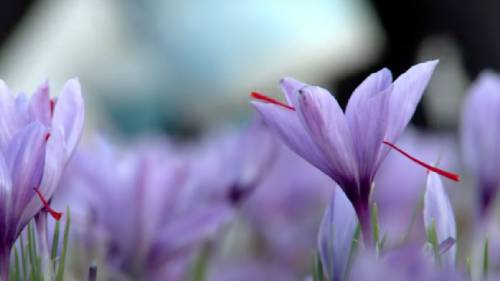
xmin=251 ymin=92 xmax=295 ymax=111
xmin=33 ymin=188 xmax=63 ymax=220
xmin=383 ymin=141 xmax=460 ymax=182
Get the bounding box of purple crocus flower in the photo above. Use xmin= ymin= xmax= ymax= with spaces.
xmin=461 ymin=71 xmax=500 ymax=217
xmin=0 ymin=79 xmax=84 ymax=280
xmin=59 ymin=138 xmax=232 ymax=281
xmin=423 ymin=172 xmax=457 ymax=268
xmin=251 ymin=60 xmax=459 ymax=244
xmin=318 ymin=186 xmax=358 ymax=281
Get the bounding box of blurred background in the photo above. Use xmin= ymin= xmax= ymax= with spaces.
xmin=0 ymin=0 xmax=499 ymax=137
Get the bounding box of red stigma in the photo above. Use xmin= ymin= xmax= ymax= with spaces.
xmin=383 ymin=141 xmax=460 ymax=182
xmin=33 ymin=188 xmax=63 ymax=220
xmin=251 ymin=92 xmax=295 ymax=111
xmin=49 ymin=99 xmax=56 ymax=117
xmin=44 ymin=133 xmax=51 ymax=142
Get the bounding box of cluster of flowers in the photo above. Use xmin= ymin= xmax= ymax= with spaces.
xmin=1 ymin=60 xmax=500 ymax=281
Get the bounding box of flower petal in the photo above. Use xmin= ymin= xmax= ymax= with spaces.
xmin=296 ymin=86 xmax=359 ymax=187
xmin=385 ymin=60 xmax=438 ymax=143
xmin=345 ymin=68 xmax=392 ymax=180
xmin=0 ymin=152 xmax=12 ymax=240
xmin=0 ymin=80 xmax=21 ymax=149
xmin=19 ymin=128 xmax=65 ymax=226
xmin=318 ymin=186 xmax=358 ymax=281
xmin=29 ymin=81 xmax=52 ymax=127
xmin=279 ymin=77 xmax=307 ymax=105
xmin=461 ymin=71 xmax=500 ymax=190
xmin=251 ymin=101 xmax=332 ymax=178
xmin=423 ymin=172 xmax=457 ymax=268
xmin=52 ymin=78 xmax=85 ymax=158
xmin=6 ymin=122 xmax=47 ymax=227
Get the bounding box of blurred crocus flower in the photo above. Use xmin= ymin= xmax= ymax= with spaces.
xmin=251 ymin=60 xmax=458 ymax=244
xmin=423 ymin=172 xmax=457 ymax=268
xmin=461 ymin=71 xmax=500 ymax=217
xmin=0 ymin=79 xmax=84 ymax=280
xmin=60 ymin=138 xmax=232 ymax=280
xmin=318 ymin=186 xmax=358 ymax=281
xmin=351 ymin=245 xmax=465 ymax=281
xmin=189 ymin=118 xmax=278 ymax=207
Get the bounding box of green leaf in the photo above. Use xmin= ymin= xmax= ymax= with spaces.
xmin=483 ymin=237 xmax=489 ymax=279
xmin=312 ymin=252 xmax=324 ymax=281
xmin=50 ymin=220 xmax=61 ymax=263
xmin=427 ymin=220 xmax=441 ymax=267
xmin=55 ymin=207 xmax=71 ymax=281
xmin=344 ymin=223 xmax=361 ymax=281
xmin=191 ymin=243 xmax=212 ymax=281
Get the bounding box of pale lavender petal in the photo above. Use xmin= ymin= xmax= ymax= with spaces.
xmin=251 ymin=101 xmax=332 ymax=177
xmin=5 ymin=122 xmax=47 ymax=228
xmin=461 ymin=72 xmax=500 ymax=190
xmin=280 ymin=77 xmax=307 ymax=105
xmin=52 ymin=78 xmax=85 ymax=158
xmin=0 ymin=153 xmax=12 ymax=240
xmin=345 ymin=68 xmax=392 ymax=180
xmin=19 ymin=128 xmax=65 ymax=226
xmin=318 ymin=186 xmax=358 ymax=281
xmin=150 ymin=204 xmax=233 ymax=265
xmin=385 ymin=60 xmax=438 ymax=143
xmin=423 ymin=172 xmax=457 ymax=268
xmin=296 ymin=86 xmax=359 ymax=186
xmin=0 ymin=80 xmax=20 ymax=149
xmin=29 ymin=81 xmax=51 ymax=127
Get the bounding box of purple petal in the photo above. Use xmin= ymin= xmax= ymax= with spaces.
xmin=423 ymin=172 xmax=457 ymax=268
xmin=19 ymin=128 xmax=65 ymax=226
xmin=345 ymin=68 xmax=392 ymax=180
xmin=296 ymin=85 xmax=359 ymax=186
xmin=0 ymin=153 xmax=12 ymax=239
xmin=318 ymin=186 xmax=358 ymax=281
xmin=385 ymin=60 xmax=438 ymax=143
xmin=461 ymin=71 xmax=500 ymax=190
xmin=0 ymin=80 xmax=21 ymax=149
xmin=251 ymin=101 xmax=332 ymax=178
xmin=150 ymin=204 xmax=233 ymax=265
xmin=52 ymin=78 xmax=85 ymax=158
xmin=280 ymin=77 xmax=307 ymax=105
xmin=29 ymin=81 xmax=52 ymax=127
xmin=6 ymin=122 xmax=47 ymax=229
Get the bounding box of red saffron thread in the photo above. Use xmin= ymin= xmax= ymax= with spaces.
xmin=49 ymin=99 xmax=56 ymax=117
xmin=383 ymin=141 xmax=460 ymax=182
xmin=251 ymin=92 xmax=295 ymax=111
xmin=44 ymin=133 xmax=51 ymax=142
xmin=33 ymin=188 xmax=63 ymax=220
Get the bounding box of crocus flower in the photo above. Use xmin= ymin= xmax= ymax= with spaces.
xmin=423 ymin=172 xmax=457 ymax=268
xmin=251 ymin=60 xmax=459 ymax=244
xmin=0 ymin=79 xmax=84 ymax=280
xmin=59 ymin=138 xmax=232 ymax=281
xmin=461 ymin=71 xmax=500 ymax=217
xmin=188 ymin=117 xmax=278 ymax=207
xmin=318 ymin=186 xmax=358 ymax=281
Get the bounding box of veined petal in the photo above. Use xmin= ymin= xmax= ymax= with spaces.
xmin=461 ymin=71 xmax=500 ymax=189
xmin=345 ymin=68 xmax=393 ymax=180
xmin=296 ymin=86 xmax=359 ymax=186
xmin=0 ymin=80 xmax=20 ymax=149
xmin=29 ymin=81 xmax=52 ymax=127
xmin=280 ymin=77 xmax=307 ymax=106
xmin=385 ymin=60 xmax=438 ymax=143
xmin=423 ymin=172 xmax=457 ymax=268
xmin=0 ymin=152 xmax=12 ymax=240
xmin=19 ymin=128 xmax=65 ymax=226
xmin=6 ymin=122 xmax=47 ymax=226
xmin=251 ymin=101 xmax=332 ymax=177
xmin=52 ymin=78 xmax=85 ymax=158
xmin=318 ymin=186 xmax=358 ymax=281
